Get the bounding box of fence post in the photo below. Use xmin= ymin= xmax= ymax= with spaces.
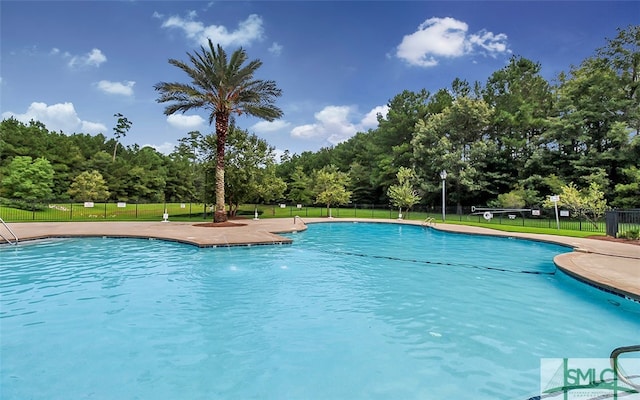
xmin=32 ymin=202 xmax=35 ymax=221
xmin=605 ymin=211 xmax=619 ymax=237
xmin=104 ymin=202 xmax=107 ymax=219
xmin=70 ymin=202 xmax=73 ymax=220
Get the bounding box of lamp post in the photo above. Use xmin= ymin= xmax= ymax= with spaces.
xmin=440 ymin=170 xmax=447 ymax=222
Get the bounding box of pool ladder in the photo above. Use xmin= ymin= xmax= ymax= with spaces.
xmin=0 ymin=217 xmax=18 ymax=245
xmin=422 ymin=217 xmax=436 ymax=227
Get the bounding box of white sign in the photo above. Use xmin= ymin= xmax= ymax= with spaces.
xmin=84 ymin=202 xmax=94 ymax=208
xmin=560 ymin=210 xmax=570 ymax=217
xmin=117 ymin=202 xmax=126 ymax=208
xmin=180 ymin=203 xmax=186 ymax=209
xmin=532 ymin=210 xmax=541 ymax=216
xmin=280 ymin=204 xmax=286 ymax=208
xmin=297 ymin=204 xmax=302 ymax=209
xmin=549 ymin=195 xmax=560 ymax=202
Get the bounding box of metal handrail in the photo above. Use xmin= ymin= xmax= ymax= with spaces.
xmin=422 ymin=217 xmax=436 ymax=226
xmin=611 ymin=344 xmax=640 ymax=390
xmin=0 ymin=217 xmax=18 ymax=245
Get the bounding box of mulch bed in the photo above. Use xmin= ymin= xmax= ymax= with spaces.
xmin=586 ymin=235 xmax=640 ymax=246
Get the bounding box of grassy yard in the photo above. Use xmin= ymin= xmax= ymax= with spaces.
xmin=240 ymin=204 xmax=607 ymax=238
xmin=0 ymin=202 xmax=613 ymax=238
xmin=0 ymin=202 xmax=209 ymax=222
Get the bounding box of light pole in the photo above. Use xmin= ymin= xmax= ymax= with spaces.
xmin=440 ymin=170 xmax=447 ymax=222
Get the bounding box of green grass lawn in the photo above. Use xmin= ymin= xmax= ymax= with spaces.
xmin=0 ymin=202 xmax=210 ymax=222
xmin=441 ymin=220 xmax=602 ymax=238
xmin=240 ymin=205 xmax=607 ymax=238
xmin=0 ymin=202 xmax=613 ymax=238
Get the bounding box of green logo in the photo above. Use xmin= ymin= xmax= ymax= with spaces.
xmin=540 ymin=358 xmax=639 ymax=399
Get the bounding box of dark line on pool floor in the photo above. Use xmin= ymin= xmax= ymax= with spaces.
xmin=334 ymin=250 xmax=556 ymax=275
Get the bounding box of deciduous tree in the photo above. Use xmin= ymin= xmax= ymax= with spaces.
xmin=387 ymin=167 xmax=421 ymax=218
xmin=68 ymin=170 xmax=110 ymax=201
xmin=544 ymin=182 xmax=608 ymax=228
xmin=313 ymin=165 xmax=352 ymax=217
xmin=1 ymin=156 xmax=54 ymax=204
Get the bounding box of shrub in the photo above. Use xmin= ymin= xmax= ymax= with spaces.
xmin=618 ymin=229 xmax=640 ymax=240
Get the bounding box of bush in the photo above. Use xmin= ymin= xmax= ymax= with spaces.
xmin=0 ymin=198 xmax=47 ymax=211
xmin=618 ymin=229 xmax=640 ymax=240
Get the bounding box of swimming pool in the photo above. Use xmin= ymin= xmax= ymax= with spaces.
xmin=1 ymin=222 xmax=638 ymax=399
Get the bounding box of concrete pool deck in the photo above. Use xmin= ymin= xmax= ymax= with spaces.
xmin=4 ymin=218 xmax=639 ymax=302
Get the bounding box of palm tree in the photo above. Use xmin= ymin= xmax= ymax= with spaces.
xmin=155 ymin=39 xmax=283 ymax=222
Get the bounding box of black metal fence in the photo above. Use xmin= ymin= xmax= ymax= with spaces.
xmin=606 ymin=209 xmax=640 ymax=237
xmin=274 ymin=203 xmax=608 ymax=233
xmin=1 ymin=198 xmax=629 ymax=234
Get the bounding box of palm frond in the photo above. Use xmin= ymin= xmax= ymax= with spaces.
xmin=155 ymin=38 xmax=283 ymax=124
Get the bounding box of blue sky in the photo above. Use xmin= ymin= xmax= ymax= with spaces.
xmin=1 ymin=1 xmax=638 ymax=157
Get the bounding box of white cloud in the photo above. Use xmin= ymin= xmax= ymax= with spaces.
xmin=273 ymin=148 xmax=287 ymax=163
xmin=81 ymin=120 xmax=108 ymax=133
xmin=97 ymin=80 xmax=135 ymax=96
xmin=468 ymin=30 xmax=509 ymax=54
xmin=396 ymin=17 xmax=509 ymax=67
xmin=268 ymin=42 xmax=283 ymax=56
xmin=166 ymin=114 xmax=205 ymax=130
xmin=145 ymin=142 xmax=175 ymax=155
xmin=1 ymin=102 xmax=106 ymax=134
xmin=68 ymin=48 xmax=107 ymax=68
xmin=291 ymin=124 xmax=320 ymax=139
xmin=161 ymin=12 xmax=264 ymax=47
xmin=251 ymin=119 xmax=290 ymax=133
xmin=290 ymin=104 xmax=388 ymax=145
xmin=361 ymin=105 xmax=389 ymax=128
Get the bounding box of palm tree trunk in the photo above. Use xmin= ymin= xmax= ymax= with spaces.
xmin=214 ymin=112 xmax=229 ymax=223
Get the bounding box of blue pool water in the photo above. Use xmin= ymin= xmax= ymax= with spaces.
xmin=1 ymin=222 xmax=638 ymax=399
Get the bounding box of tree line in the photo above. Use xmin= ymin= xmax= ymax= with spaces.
xmin=1 ymin=26 xmax=638 ymax=214
xmin=276 ymin=26 xmax=639 ymax=210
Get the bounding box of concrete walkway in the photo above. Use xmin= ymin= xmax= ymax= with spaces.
xmin=3 ymin=217 xmax=639 ymax=301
